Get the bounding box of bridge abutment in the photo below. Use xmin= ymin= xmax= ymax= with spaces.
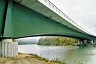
xmin=0 ymin=39 xmax=18 ymax=57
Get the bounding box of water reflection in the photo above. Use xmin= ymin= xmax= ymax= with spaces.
xmin=18 ymin=44 xmax=96 ymax=64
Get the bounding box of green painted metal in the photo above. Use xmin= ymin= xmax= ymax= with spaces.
xmin=0 ymin=0 xmax=94 ymax=40
xmin=0 ymin=0 xmax=6 ymax=37
xmin=12 ymin=3 xmax=91 ymax=39
xmin=3 ymin=0 xmax=14 ymax=37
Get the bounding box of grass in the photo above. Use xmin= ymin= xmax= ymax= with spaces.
xmin=0 ymin=53 xmax=66 ymax=64
xmin=29 ymin=53 xmax=66 ymax=64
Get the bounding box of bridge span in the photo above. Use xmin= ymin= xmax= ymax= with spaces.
xmin=0 ymin=0 xmax=96 ymax=57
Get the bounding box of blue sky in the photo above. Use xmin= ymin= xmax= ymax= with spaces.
xmin=49 ymin=0 xmax=96 ymax=36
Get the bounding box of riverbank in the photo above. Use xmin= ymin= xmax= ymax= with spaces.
xmin=0 ymin=53 xmax=65 ymax=64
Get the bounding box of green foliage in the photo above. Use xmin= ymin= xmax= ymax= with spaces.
xmin=38 ymin=37 xmax=78 ymax=46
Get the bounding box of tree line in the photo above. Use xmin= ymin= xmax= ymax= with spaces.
xmin=38 ymin=37 xmax=78 ymax=46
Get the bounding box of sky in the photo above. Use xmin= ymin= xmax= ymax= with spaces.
xmin=17 ymin=37 xmax=41 ymax=43
xmin=49 ymin=0 xmax=96 ymax=36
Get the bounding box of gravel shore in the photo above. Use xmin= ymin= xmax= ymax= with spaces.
xmin=0 ymin=53 xmax=65 ymax=64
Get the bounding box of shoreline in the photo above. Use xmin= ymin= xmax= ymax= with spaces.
xmin=0 ymin=53 xmax=65 ymax=64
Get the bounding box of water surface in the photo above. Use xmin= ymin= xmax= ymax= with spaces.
xmin=18 ymin=44 xmax=96 ymax=64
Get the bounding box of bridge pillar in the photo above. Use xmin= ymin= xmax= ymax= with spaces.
xmin=78 ymin=40 xmax=81 ymax=44
xmin=84 ymin=40 xmax=87 ymax=44
xmin=80 ymin=40 xmax=83 ymax=44
xmin=0 ymin=39 xmax=18 ymax=57
xmin=91 ymin=40 xmax=94 ymax=44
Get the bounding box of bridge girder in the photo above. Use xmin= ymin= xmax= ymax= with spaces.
xmin=0 ymin=0 xmax=93 ymax=40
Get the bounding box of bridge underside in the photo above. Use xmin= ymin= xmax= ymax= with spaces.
xmin=0 ymin=0 xmax=92 ymax=40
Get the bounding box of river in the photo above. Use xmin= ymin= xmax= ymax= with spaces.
xmin=18 ymin=44 xmax=96 ymax=64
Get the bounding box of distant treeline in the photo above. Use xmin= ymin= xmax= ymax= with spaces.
xmin=38 ymin=37 xmax=78 ymax=46
xmin=18 ymin=40 xmax=36 ymax=45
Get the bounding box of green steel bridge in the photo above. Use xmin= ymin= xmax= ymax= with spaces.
xmin=0 ymin=0 xmax=96 ymax=57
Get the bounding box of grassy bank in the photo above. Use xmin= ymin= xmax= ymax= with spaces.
xmin=0 ymin=53 xmax=65 ymax=64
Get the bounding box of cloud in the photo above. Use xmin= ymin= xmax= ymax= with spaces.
xmin=50 ymin=0 xmax=96 ymax=35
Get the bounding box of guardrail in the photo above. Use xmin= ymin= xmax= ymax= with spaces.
xmin=44 ymin=0 xmax=88 ymax=33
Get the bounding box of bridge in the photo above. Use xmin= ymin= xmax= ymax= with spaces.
xmin=0 ymin=0 xmax=96 ymax=57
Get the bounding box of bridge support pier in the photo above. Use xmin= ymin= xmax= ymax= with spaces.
xmin=91 ymin=40 xmax=94 ymax=44
xmin=78 ymin=41 xmax=81 ymax=44
xmin=0 ymin=39 xmax=18 ymax=57
xmin=78 ymin=40 xmax=88 ymax=48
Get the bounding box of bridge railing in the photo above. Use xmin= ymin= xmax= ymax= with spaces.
xmin=44 ymin=0 xmax=88 ymax=34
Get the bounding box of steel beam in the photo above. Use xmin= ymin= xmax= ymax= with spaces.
xmin=3 ymin=0 xmax=14 ymax=38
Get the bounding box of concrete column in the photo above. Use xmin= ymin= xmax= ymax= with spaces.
xmin=84 ymin=40 xmax=87 ymax=44
xmin=2 ymin=42 xmax=5 ymax=57
xmin=80 ymin=41 xmax=83 ymax=44
xmin=91 ymin=40 xmax=94 ymax=44
xmin=0 ymin=39 xmax=18 ymax=57
xmin=0 ymin=42 xmax=1 ymax=57
xmin=78 ymin=41 xmax=80 ymax=44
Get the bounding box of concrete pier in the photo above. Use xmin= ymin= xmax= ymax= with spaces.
xmin=91 ymin=40 xmax=94 ymax=44
xmin=77 ymin=40 xmax=81 ymax=44
xmin=0 ymin=39 xmax=18 ymax=57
